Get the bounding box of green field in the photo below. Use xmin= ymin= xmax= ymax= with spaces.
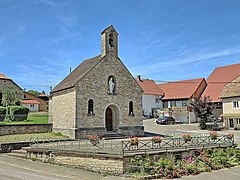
xmin=0 ymin=132 xmax=69 ymax=143
xmin=0 ymin=112 xmax=48 ymax=125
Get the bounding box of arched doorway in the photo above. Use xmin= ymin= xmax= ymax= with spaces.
xmin=105 ymin=107 xmax=113 ymax=131
xmin=105 ymin=104 xmax=120 ymax=132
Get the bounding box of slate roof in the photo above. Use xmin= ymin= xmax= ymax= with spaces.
xmin=202 ymin=63 xmax=240 ymax=102
xmin=158 ymin=78 xmax=205 ymax=100
xmin=220 ymin=76 xmax=240 ymax=98
xmin=136 ymin=79 xmax=163 ymax=96
xmin=52 ymin=55 xmax=102 ymax=93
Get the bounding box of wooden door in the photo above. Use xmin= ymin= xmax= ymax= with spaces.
xmin=106 ymin=107 xmax=113 ymax=131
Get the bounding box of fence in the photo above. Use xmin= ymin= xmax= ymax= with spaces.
xmin=29 ymin=134 xmax=234 ymax=156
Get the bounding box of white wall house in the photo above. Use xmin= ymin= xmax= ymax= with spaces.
xmin=21 ymin=100 xmax=39 ymax=112
xmin=158 ymin=78 xmax=207 ymax=123
xmin=136 ymin=76 xmax=163 ymax=117
xmin=220 ymin=76 xmax=240 ymax=129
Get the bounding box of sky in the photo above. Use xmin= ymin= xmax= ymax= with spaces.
xmin=0 ymin=0 xmax=240 ymax=94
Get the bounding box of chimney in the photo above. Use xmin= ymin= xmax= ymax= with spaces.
xmin=137 ymin=75 xmax=141 ymax=81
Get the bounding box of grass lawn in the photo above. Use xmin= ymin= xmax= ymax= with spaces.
xmin=0 ymin=132 xmax=69 ymax=143
xmin=0 ymin=112 xmax=48 ymax=124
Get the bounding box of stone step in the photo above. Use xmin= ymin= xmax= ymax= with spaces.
xmin=11 ymin=149 xmax=27 ymax=154
xmin=101 ymin=133 xmax=128 ymax=140
xmin=7 ymin=152 xmax=27 ymax=158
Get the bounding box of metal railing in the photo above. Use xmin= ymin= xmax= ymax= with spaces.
xmin=29 ymin=134 xmax=234 ymax=156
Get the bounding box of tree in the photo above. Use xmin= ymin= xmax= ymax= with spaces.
xmin=2 ymin=87 xmax=23 ymax=121
xmin=190 ymin=96 xmax=215 ymax=130
xmin=28 ymin=90 xmax=41 ymax=97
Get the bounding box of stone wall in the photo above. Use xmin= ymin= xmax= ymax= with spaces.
xmin=0 ymin=124 xmax=52 ymax=136
xmin=76 ymin=52 xmax=144 ymax=137
xmin=49 ymin=88 xmax=76 ymax=138
xmin=27 ymin=150 xmax=124 ymax=174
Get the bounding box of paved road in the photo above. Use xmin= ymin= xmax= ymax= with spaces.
xmin=143 ymin=118 xmax=240 ymax=146
xmin=0 ymin=155 xmax=130 ymax=180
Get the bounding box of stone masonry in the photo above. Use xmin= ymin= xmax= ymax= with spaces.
xmin=49 ymin=25 xmax=144 ymax=138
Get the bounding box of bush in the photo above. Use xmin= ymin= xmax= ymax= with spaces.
xmin=10 ymin=106 xmax=30 ymax=114
xmin=0 ymin=106 xmax=6 ymax=114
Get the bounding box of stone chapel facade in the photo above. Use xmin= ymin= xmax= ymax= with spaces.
xmin=49 ymin=25 xmax=144 ymax=139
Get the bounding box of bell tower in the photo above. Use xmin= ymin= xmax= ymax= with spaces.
xmin=101 ymin=25 xmax=118 ymax=57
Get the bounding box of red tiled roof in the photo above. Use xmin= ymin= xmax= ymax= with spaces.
xmin=136 ymin=79 xmax=163 ymax=96
xmin=0 ymin=73 xmax=10 ymax=80
xmin=158 ymin=78 xmax=205 ymax=100
xmin=202 ymin=63 xmax=240 ymax=102
xmin=21 ymin=100 xmax=40 ymax=104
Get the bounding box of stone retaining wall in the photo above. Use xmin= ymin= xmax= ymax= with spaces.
xmin=0 ymin=124 xmax=52 ymax=136
xmin=27 ymin=150 xmax=124 ymax=174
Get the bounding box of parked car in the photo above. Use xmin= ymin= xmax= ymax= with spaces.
xmin=156 ymin=116 xmax=175 ymax=125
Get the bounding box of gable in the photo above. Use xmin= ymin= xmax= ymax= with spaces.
xmin=52 ymin=55 xmax=102 ymax=93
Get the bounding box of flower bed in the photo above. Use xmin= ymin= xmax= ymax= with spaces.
xmin=209 ymin=131 xmax=218 ymax=140
xmin=130 ymin=136 xmax=139 ymax=145
xmin=129 ymin=147 xmax=240 ymax=179
xmin=151 ymin=136 xmax=162 ymax=143
xmin=226 ymin=133 xmax=234 ymax=140
xmin=182 ymin=134 xmax=192 ymax=142
xmin=88 ymin=135 xmax=100 ymax=145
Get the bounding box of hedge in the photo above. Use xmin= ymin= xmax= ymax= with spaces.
xmin=10 ymin=106 xmax=30 ymax=114
xmin=0 ymin=106 xmax=6 ymax=114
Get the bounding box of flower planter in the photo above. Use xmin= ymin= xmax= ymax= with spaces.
xmin=152 ymin=140 xmax=162 ymax=144
xmin=90 ymin=140 xmax=100 ymax=145
xmin=210 ymin=136 xmax=217 ymax=140
xmin=130 ymin=142 xmax=139 ymax=146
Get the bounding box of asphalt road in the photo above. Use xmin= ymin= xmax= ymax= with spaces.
xmin=1 ymin=119 xmax=240 ymax=180
xmin=0 ymin=155 xmax=129 ymax=180
xmin=143 ymin=118 xmax=240 ymax=146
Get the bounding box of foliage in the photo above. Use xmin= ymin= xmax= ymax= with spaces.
xmin=226 ymin=133 xmax=234 ymax=140
xmin=27 ymin=90 xmax=41 ymax=97
xmin=190 ymin=96 xmax=214 ymax=130
xmin=2 ymin=87 xmax=22 ymax=107
xmin=0 ymin=106 xmax=6 ymax=114
xmin=130 ymin=136 xmax=139 ymax=145
xmin=88 ymin=135 xmax=100 ymax=144
xmin=129 ymin=147 xmax=240 ymax=178
xmin=182 ymin=134 xmax=192 ymax=142
xmin=2 ymin=87 xmax=23 ymax=121
xmin=151 ymin=136 xmax=162 ymax=143
xmin=209 ymin=131 xmax=218 ymax=139
xmin=9 ymin=106 xmax=29 ymax=114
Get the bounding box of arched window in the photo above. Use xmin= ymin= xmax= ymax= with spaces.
xmin=88 ymin=99 xmax=94 ymax=115
xmin=109 ymin=33 xmax=114 ymax=48
xmin=129 ymin=101 xmax=133 ymax=115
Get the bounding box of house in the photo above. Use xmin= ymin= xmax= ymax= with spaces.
xmin=158 ymin=78 xmax=207 ymax=123
xmin=220 ymin=76 xmax=240 ymax=129
xmin=135 ymin=75 xmax=163 ymax=117
xmin=0 ymin=73 xmax=22 ymax=106
xmin=23 ymin=92 xmax=48 ymax=111
xmin=202 ymin=63 xmax=240 ymax=118
xmin=49 ymin=25 xmax=144 ymax=139
xmin=21 ymin=99 xmax=40 ymax=112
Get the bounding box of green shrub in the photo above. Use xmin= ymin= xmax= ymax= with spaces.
xmin=10 ymin=106 xmax=30 ymax=114
xmin=0 ymin=106 xmax=6 ymax=114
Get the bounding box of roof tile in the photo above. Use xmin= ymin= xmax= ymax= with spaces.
xmin=203 ymin=63 xmax=240 ymax=102
xmin=158 ymin=78 xmax=205 ymax=100
xmin=136 ymin=79 xmax=163 ymax=96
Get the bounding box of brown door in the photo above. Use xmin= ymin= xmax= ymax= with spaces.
xmin=106 ymin=107 xmax=113 ymax=131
